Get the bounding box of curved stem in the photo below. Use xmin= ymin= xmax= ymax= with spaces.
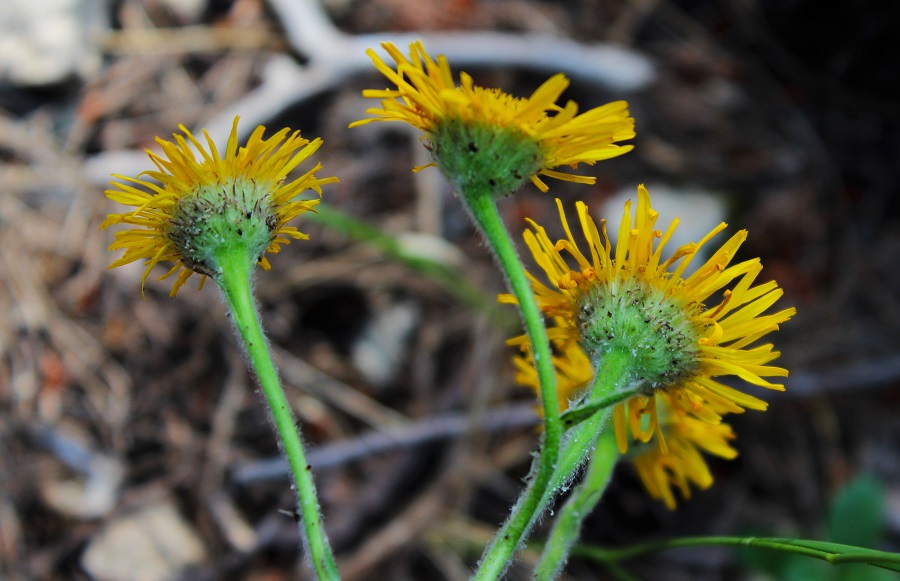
xmin=215 ymin=247 xmax=340 ymax=580
xmin=463 ymin=190 xmax=561 ymax=581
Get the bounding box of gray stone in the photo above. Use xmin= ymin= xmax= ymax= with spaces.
xmin=81 ymin=499 xmax=207 ymax=581
xmin=0 ymin=0 xmax=106 ymax=86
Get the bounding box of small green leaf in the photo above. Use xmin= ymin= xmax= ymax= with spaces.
xmin=572 ymin=536 xmax=900 ymax=574
xmin=559 ymin=382 xmax=645 ymax=429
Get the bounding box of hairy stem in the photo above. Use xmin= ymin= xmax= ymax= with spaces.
xmin=215 ymin=246 xmax=340 ymax=580
xmin=463 ymin=189 xmax=561 ymax=581
xmin=530 ymin=349 xmax=632 ymax=579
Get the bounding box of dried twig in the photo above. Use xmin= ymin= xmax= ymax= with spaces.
xmin=232 ymin=403 xmax=537 ymax=484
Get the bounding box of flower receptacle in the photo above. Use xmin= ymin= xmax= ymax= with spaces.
xmin=575 ymin=278 xmax=700 ymax=393
xmin=166 ymin=177 xmax=301 ymax=278
xmin=431 ymin=118 xmax=544 ymax=198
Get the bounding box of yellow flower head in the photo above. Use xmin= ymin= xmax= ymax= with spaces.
xmin=101 ymin=117 xmax=337 ymax=296
xmin=512 ymin=336 xmax=594 ymax=413
xmin=350 ymin=41 xmax=635 ymax=195
xmin=512 ymin=340 xmax=738 ymax=509
xmin=502 ymin=185 xmax=795 ymax=452
xmin=632 ymin=413 xmax=737 ymax=509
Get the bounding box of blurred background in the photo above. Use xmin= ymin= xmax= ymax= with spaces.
xmin=1 ymin=0 xmax=899 ymax=579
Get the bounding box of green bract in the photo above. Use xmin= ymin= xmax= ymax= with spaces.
xmin=575 ymin=277 xmax=700 ymax=393
xmin=431 ymin=119 xmax=544 ymax=198
xmin=166 ymin=178 xmax=278 ymax=278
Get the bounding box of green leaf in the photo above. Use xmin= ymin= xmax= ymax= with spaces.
xmin=559 ymin=393 xmax=631 ymax=429
xmin=559 ymin=380 xmax=646 ymax=430
xmin=838 ymin=562 xmax=898 ymax=581
xmin=828 ymin=474 xmax=886 ymax=548
xmin=572 ymin=536 xmax=900 ymax=574
xmin=736 ymin=529 xmax=792 ymax=576
xmin=782 ymin=555 xmax=829 ymax=581
xmin=308 ymin=204 xmax=503 ymax=321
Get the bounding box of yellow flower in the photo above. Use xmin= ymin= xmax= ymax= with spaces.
xmin=350 ymin=41 xmax=635 ymax=194
xmin=101 ymin=117 xmax=337 ymax=296
xmin=512 ymin=336 xmax=593 ymax=413
xmin=632 ymin=414 xmax=737 ymax=510
xmin=502 ymin=185 xmax=795 ymax=452
xmin=512 ymin=340 xmax=738 ymax=509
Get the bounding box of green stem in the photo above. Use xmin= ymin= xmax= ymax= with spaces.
xmin=571 ymin=536 xmax=900 ymax=573
xmin=534 ymin=426 xmax=619 ymax=580
xmin=541 ymin=349 xmax=632 ymax=501
xmin=464 ymin=189 xmax=562 ymax=581
xmin=215 ymin=246 xmax=340 ymax=581
xmin=559 ymin=382 xmax=644 ymax=430
xmin=532 ymin=349 xmax=632 ymax=580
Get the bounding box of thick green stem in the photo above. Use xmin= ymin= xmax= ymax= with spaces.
xmin=538 ymin=349 xmax=632 ymax=505
xmin=534 ymin=429 xmax=618 ymax=580
xmin=534 ymin=449 xmax=616 ymax=580
xmin=464 ymin=189 xmax=562 ymax=581
xmin=215 ymin=247 xmax=340 ymax=580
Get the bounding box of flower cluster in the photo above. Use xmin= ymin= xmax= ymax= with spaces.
xmin=506 ymin=186 xmax=794 ymax=505
xmin=504 ymin=186 xmax=795 ymax=449
xmin=102 ymin=40 xmax=795 ymax=513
